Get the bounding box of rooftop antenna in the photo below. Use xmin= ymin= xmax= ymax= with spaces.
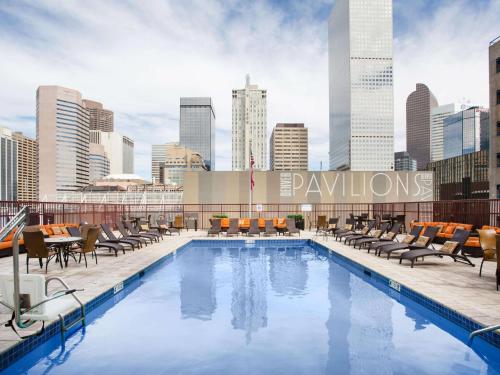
xmin=320 ymin=161 xmax=323 ymax=171
xmin=245 ymin=74 xmax=250 ymax=87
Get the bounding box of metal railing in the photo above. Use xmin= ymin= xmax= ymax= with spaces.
xmin=1 ymin=199 xmax=500 ymax=230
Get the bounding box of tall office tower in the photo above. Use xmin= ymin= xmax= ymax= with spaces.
xmin=328 ymin=0 xmax=394 ymax=171
xmin=82 ymin=99 xmax=114 ymax=132
xmin=89 ymin=130 xmax=134 ymax=175
xmin=443 ymin=107 xmax=489 ymax=159
xmin=430 ymin=103 xmax=459 ymax=162
xmin=89 ymin=143 xmax=110 ymax=182
xmin=151 ymin=143 xmax=207 ymax=186
xmin=179 ymin=97 xmax=215 ymax=170
xmin=12 ymin=132 xmax=37 ymax=200
xmin=37 ymin=86 xmax=90 ymax=198
xmin=394 ymin=151 xmax=417 ymax=171
xmin=0 ymin=127 xmax=17 ymax=200
xmin=406 ymin=84 xmax=438 ymax=170
xmin=232 ymin=75 xmax=267 ymax=171
xmin=489 ymin=36 xmax=500 ymax=198
xmin=270 ymin=123 xmax=308 ymax=171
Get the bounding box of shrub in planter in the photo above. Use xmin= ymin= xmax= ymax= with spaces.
xmin=287 ymin=214 xmax=304 ymax=230
xmin=212 ymin=214 xmax=228 ymax=219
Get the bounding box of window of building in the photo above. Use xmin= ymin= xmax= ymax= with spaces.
xmin=498 ymin=90 xmax=500 ymax=105
xmin=497 ymin=153 xmax=500 ymax=167
xmin=498 ymin=122 xmax=500 ymax=136
xmin=497 ymin=185 xmax=500 ymax=199
xmin=497 ymin=57 xmax=500 ymax=73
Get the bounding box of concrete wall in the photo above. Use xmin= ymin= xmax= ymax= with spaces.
xmin=183 ymin=171 xmax=434 ymax=204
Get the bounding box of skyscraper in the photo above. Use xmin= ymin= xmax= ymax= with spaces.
xmin=12 ymin=131 xmax=37 ymax=200
xmin=89 ymin=143 xmax=110 ymax=182
xmin=232 ymin=75 xmax=267 ymax=171
xmin=394 ymin=151 xmax=417 ymax=171
xmin=179 ymin=97 xmax=215 ymax=170
xmin=489 ymin=36 xmax=500 ymax=198
xmin=328 ymin=0 xmax=394 ymax=171
xmin=270 ymin=123 xmax=308 ymax=171
xmin=406 ymin=84 xmax=438 ymax=170
xmin=89 ymin=130 xmax=134 ymax=175
xmin=0 ymin=127 xmax=17 ymax=201
xmin=37 ymin=86 xmax=90 ymax=198
xmin=430 ymin=103 xmax=459 ymax=162
xmin=82 ymin=99 xmax=114 ymax=132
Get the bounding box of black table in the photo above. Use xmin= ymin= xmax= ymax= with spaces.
xmin=45 ymin=236 xmax=82 ymax=267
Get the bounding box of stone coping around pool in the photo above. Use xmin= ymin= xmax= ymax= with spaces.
xmin=0 ymin=233 xmax=499 ymax=370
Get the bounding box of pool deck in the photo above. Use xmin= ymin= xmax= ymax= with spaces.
xmin=0 ymin=230 xmax=499 ymax=356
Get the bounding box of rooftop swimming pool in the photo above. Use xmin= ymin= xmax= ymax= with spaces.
xmin=4 ymin=240 xmax=500 ymax=374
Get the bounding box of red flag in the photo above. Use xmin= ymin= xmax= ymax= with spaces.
xmin=250 ymin=149 xmax=255 ymax=192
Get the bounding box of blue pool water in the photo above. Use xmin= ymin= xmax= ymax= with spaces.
xmin=4 ymin=241 xmax=500 ymax=374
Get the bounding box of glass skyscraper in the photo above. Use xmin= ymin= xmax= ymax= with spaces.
xmin=179 ymin=97 xmax=215 ymax=171
xmin=328 ymin=0 xmax=394 ymax=171
xmin=443 ymin=107 xmax=489 ymax=159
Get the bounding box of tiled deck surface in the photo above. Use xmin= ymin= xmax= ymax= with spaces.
xmin=0 ymin=230 xmax=498 ymax=356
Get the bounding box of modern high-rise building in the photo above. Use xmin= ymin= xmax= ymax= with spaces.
xmin=406 ymin=84 xmax=438 ymax=170
xmin=89 ymin=130 xmax=134 ymax=175
xmin=489 ymin=36 xmax=500 ymax=198
xmin=270 ymin=123 xmax=308 ymax=171
xmin=82 ymin=99 xmax=114 ymax=132
xmin=394 ymin=151 xmax=417 ymax=171
xmin=37 ymin=86 xmax=90 ymax=198
xmin=0 ymin=127 xmax=17 ymax=201
xmin=12 ymin=131 xmax=37 ymax=200
xmin=179 ymin=97 xmax=215 ymax=170
xmin=328 ymin=0 xmax=394 ymax=171
xmin=151 ymin=143 xmax=207 ymax=186
xmin=430 ymin=103 xmax=459 ymax=162
xmin=89 ymin=143 xmax=110 ymax=182
xmin=232 ymin=75 xmax=267 ymax=171
xmin=443 ymin=107 xmax=489 ymax=160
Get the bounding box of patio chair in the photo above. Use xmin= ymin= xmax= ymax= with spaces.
xmin=286 ymin=218 xmax=300 ymax=236
xmin=478 ymin=229 xmax=498 ymax=280
xmin=172 ymin=215 xmax=184 ymax=231
xmin=316 ymin=216 xmax=327 ymax=233
xmin=352 ymin=222 xmax=391 ymax=249
xmin=248 ymin=219 xmax=261 ymax=237
xmin=117 ymin=222 xmax=152 ymax=245
xmin=368 ymin=224 xmax=421 ymax=254
xmin=101 ymin=223 xmax=142 ymax=249
xmin=158 ymin=218 xmax=180 ymax=235
xmin=378 ymin=226 xmax=440 ymax=260
xmin=264 ymin=220 xmax=277 ymax=236
xmin=208 ymin=218 xmax=222 ymax=237
xmin=124 ymin=221 xmax=158 ymax=243
xmin=399 ymin=229 xmax=473 ymax=268
xmin=22 ymin=230 xmax=61 ymax=273
xmin=68 ymin=226 xmax=126 ymax=256
xmin=226 ymin=218 xmax=240 ymax=236
xmin=138 ymin=221 xmax=163 ymax=240
xmin=67 ymin=226 xmax=100 ymax=268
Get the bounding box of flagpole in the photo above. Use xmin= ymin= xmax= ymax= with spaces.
xmin=249 ymin=144 xmax=252 ymax=218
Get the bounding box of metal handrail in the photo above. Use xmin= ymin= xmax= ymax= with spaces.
xmin=469 ymin=324 xmax=500 ymax=342
xmin=0 ymin=206 xmax=29 ymax=242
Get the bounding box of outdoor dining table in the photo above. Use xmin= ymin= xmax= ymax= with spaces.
xmin=44 ymin=236 xmax=82 ymax=267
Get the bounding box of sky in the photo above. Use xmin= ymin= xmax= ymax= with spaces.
xmin=0 ymin=0 xmax=499 ymax=180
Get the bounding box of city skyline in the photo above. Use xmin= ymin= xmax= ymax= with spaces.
xmin=0 ymin=1 xmax=498 ymax=179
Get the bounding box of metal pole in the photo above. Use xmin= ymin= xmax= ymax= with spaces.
xmin=13 ymin=222 xmax=26 ymax=325
xmin=249 ymin=170 xmax=252 ymax=218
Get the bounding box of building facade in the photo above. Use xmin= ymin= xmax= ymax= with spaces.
xmin=0 ymin=127 xmax=17 ymax=200
xmin=89 ymin=130 xmax=134 ymax=175
xmin=270 ymin=123 xmax=308 ymax=171
xmin=490 ymin=37 xmax=500 ymax=198
xmin=37 ymin=86 xmax=90 ymax=198
xmin=179 ymin=97 xmax=215 ymax=170
xmin=394 ymin=151 xmax=417 ymax=171
xmin=12 ymin=131 xmax=37 ymax=200
xmin=232 ymin=75 xmax=267 ymax=171
xmin=430 ymin=103 xmax=459 ymax=162
xmin=428 ymin=150 xmax=489 ymax=200
xmin=328 ymin=0 xmax=394 ymax=171
xmin=152 ymin=143 xmax=207 ymax=186
xmin=406 ymin=84 xmax=438 ymax=170
xmin=443 ymin=107 xmax=489 ymax=160
xmin=82 ymin=99 xmax=114 ymax=132
xmin=89 ymin=143 xmax=110 ymax=182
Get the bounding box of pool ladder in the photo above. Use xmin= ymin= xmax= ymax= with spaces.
xmin=468 ymin=324 xmax=500 ymax=343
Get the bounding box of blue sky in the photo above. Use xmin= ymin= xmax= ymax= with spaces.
xmin=0 ymin=0 xmax=498 ymax=179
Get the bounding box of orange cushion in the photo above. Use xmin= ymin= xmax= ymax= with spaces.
xmin=444 ymin=226 xmax=455 ymax=234
xmin=221 ymin=218 xmax=229 ymax=228
xmin=258 ymin=218 xmax=266 ymax=228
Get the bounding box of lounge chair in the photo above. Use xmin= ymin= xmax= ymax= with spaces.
xmin=331 ymin=221 xmax=355 ymax=238
xmin=101 ymin=223 xmax=142 ymax=249
xmin=352 ymin=222 xmax=391 ymax=249
xmin=117 ymin=222 xmax=153 ymax=245
xmin=66 ymin=226 xmax=100 ymax=267
xmin=124 ymin=221 xmax=159 ymax=243
xmin=138 ymin=221 xmax=164 ymax=240
xmin=264 ymin=220 xmax=277 ymax=236
xmin=286 ymin=218 xmax=300 ymax=236
xmin=378 ymin=226 xmax=440 ymax=260
xmin=341 ymin=221 xmax=377 ymax=243
xmin=359 ymin=223 xmax=402 ymax=249
xmin=208 ymin=218 xmax=221 ymax=236
xmin=68 ymin=226 xmax=125 ymax=256
xmin=248 ymin=219 xmax=261 ymax=236
xmin=326 ymin=218 xmax=340 ymax=235
xmin=368 ymin=224 xmax=421 ymax=254
xmin=226 ymin=218 xmax=240 ymax=236
xmin=399 ymin=229 xmax=473 ymax=268
xmin=22 ymin=230 xmax=61 ymax=273
xmin=158 ymin=218 xmax=180 ymax=235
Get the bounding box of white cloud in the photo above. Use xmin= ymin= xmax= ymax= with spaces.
xmin=0 ymin=0 xmax=498 ymax=178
